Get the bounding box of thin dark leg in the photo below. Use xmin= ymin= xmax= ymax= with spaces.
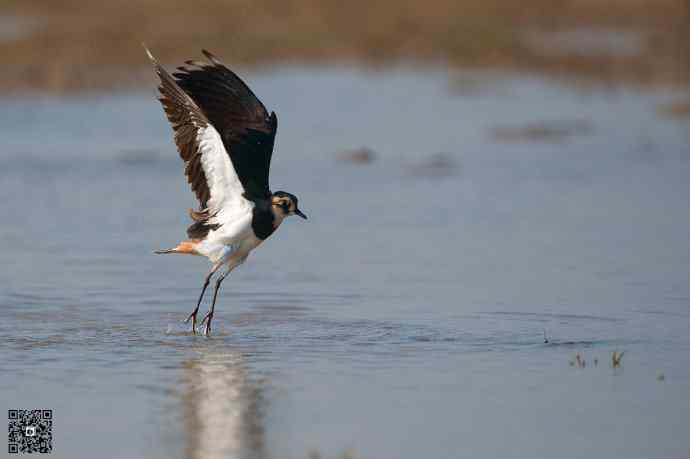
xmin=185 ymin=264 xmax=220 ymax=333
xmin=201 ymin=269 xmax=230 ymax=336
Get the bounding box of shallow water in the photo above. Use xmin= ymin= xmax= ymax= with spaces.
xmin=1 ymin=68 xmax=690 ymax=458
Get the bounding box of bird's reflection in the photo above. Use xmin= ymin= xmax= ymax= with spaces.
xmin=182 ymin=350 xmax=266 ymax=459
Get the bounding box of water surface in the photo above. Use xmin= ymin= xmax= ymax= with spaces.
xmin=1 ymin=68 xmax=690 ymax=458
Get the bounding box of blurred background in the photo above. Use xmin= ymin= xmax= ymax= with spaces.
xmin=2 ymin=2 xmax=690 ymax=459
xmin=1 ymin=0 xmax=690 ymax=92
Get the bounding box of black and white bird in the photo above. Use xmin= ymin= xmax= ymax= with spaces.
xmin=146 ymin=48 xmax=307 ymax=336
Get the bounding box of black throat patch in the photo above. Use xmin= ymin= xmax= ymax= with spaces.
xmin=251 ymin=199 xmax=276 ymax=240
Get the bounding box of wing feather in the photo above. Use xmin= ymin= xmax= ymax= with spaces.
xmin=172 ymin=50 xmax=277 ymax=200
xmin=146 ymin=48 xmax=252 ymax=230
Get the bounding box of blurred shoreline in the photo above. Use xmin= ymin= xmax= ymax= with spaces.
xmin=1 ymin=0 xmax=690 ymax=93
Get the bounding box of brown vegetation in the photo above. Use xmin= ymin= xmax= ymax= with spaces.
xmin=658 ymin=100 xmax=690 ymax=118
xmin=1 ymin=0 xmax=690 ymax=92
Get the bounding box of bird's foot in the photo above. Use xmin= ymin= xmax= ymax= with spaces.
xmin=184 ymin=308 xmax=200 ymax=334
xmin=200 ymin=311 xmax=214 ymax=336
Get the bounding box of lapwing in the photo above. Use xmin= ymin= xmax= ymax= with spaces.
xmin=146 ymin=48 xmax=307 ymax=336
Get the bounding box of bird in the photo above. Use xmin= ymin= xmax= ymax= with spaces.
xmin=146 ymin=47 xmax=307 ymax=336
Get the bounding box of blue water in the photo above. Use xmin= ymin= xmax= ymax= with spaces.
xmin=1 ymin=68 xmax=689 ymax=458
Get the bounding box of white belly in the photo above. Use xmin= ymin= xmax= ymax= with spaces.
xmin=195 ymin=233 xmax=263 ymax=265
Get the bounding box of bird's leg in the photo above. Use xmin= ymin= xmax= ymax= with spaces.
xmin=201 ymin=266 xmax=232 ymax=336
xmin=185 ymin=262 xmax=222 ymax=333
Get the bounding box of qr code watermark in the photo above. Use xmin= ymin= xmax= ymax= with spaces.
xmin=8 ymin=410 xmax=52 ymax=454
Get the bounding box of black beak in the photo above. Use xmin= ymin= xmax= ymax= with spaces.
xmin=294 ymin=209 xmax=307 ymax=220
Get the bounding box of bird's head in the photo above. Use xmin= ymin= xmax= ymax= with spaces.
xmin=271 ymin=191 xmax=307 ymax=220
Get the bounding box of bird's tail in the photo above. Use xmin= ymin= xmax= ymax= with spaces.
xmin=153 ymin=240 xmax=201 ymax=255
xmin=154 ymin=248 xmax=177 ymax=254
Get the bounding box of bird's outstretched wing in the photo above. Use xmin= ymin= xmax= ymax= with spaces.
xmin=146 ymin=48 xmax=252 ymax=231
xmin=171 ymin=50 xmax=277 ymax=200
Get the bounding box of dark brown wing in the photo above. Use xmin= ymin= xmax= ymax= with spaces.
xmin=146 ymin=48 xmax=213 ymax=208
xmin=172 ymin=50 xmax=277 ymax=200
